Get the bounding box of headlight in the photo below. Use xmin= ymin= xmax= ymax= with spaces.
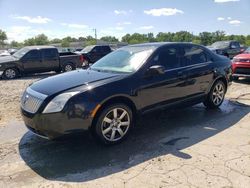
xmin=43 ymin=91 xmax=79 ymax=114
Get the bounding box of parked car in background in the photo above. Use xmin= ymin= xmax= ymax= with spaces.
xmin=208 ymin=41 xmax=242 ymax=59
xmin=0 ymin=46 xmax=83 ymax=79
xmin=76 ymin=45 xmax=112 ymax=67
xmin=232 ymin=47 xmax=250 ymax=80
xmin=0 ymin=50 xmax=10 ymax=57
xmin=8 ymin=48 xmax=18 ymax=55
xmin=20 ymin=42 xmax=232 ymax=144
xmin=73 ymin=48 xmax=83 ymax=52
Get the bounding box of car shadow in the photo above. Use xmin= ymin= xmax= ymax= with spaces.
xmin=19 ymin=100 xmax=250 ymax=182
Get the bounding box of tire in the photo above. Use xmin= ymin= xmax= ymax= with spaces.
xmin=203 ymin=80 xmax=226 ymax=109
xmin=92 ymin=104 xmax=133 ymax=145
xmin=3 ymin=68 xmax=18 ymax=79
xmin=63 ymin=63 xmax=75 ymax=72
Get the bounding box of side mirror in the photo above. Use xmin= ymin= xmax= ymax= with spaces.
xmin=145 ymin=65 xmax=165 ymax=77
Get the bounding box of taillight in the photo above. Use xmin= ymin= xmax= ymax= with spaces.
xmin=80 ymin=55 xmax=85 ymax=62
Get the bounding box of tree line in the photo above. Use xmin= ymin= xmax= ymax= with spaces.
xmin=0 ymin=29 xmax=250 ymax=48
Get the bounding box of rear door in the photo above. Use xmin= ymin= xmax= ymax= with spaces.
xmin=181 ymin=44 xmax=214 ymax=97
xmin=41 ymin=48 xmax=60 ymax=71
xmin=21 ymin=50 xmax=44 ymax=73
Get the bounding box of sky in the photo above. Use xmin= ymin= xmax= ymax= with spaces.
xmin=0 ymin=0 xmax=249 ymax=42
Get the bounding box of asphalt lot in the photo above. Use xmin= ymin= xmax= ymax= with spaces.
xmin=0 ymin=74 xmax=250 ymax=188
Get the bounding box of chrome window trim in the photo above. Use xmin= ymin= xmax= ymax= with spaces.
xmin=164 ymin=61 xmax=212 ymax=73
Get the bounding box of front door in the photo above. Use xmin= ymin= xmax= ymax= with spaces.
xmin=136 ymin=45 xmax=189 ymax=112
xmin=22 ymin=50 xmax=44 ymax=73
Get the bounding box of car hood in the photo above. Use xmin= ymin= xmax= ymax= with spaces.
xmin=30 ymin=69 xmax=123 ymax=96
xmin=0 ymin=55 xmax=17 ymax=64
xmin=234 ymin=53 xmax=250 ymax=59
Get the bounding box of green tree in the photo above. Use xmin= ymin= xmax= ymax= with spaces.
xmin=34 ymin=34 xmax=49 ymax=45
xmin=121 ymin=34 xmax=131 ymax=43
xmin=156 ymin=32 xmax=175 ymax=42
xmin=0 ymin=29 xmax=7 ymax=47
xmin=211 ymin=31 xmax=226 ymax=43
xmin=24 ymin=38 xmax=36 ymax=46
xmin=50 ymin=38 xmax=62 ymax=44
xmin=100 ymin=36 xmax=119 ymax=42
xmin=10 ymin=40 xmax=22 ymax=48
xmin=199 ymin=32 xmax=213 ymax=46
xmin=24 ymin=34 xmax=49 ymax=46
xmin=61 ymin=39 xmax=70 ymax=47
xmin=173 ymin=31 xmax=193 ymax=42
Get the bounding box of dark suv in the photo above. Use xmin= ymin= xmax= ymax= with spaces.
xmin=21 ymin=42 xmax=232 ymax=144
xmin=209 ymin=41 xmax=241 ymax=59
xmin=76 ymin=45 xmax=112 ymax=67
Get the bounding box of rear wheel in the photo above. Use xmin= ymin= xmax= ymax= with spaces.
xmin=63 ymin=63 xmax=75 ymax=72
xmin=92 ymin=104 xmax=133 ymax=145
xmin=203 ymin=80 xmax=226 ymax=109
xmin=3 ymin=68 xmax=18 ymax=79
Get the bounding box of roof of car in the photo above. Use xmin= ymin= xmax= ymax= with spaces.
xmin=129 ymin=42 xmax=194 ymax=48
xmin=25 ymin=46 xmax=56 ymax=50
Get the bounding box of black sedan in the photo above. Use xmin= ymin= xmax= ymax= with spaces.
xmin=21 ymin=42 xmax=232 ymax=144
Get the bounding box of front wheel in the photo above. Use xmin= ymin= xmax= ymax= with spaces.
xmin=203 ymin=80 xmax=226 ymax=109
xmin=3 ymin=68 xmax=18 ymax=79
xmin=93 ymin=104 xmax=133 ymax=145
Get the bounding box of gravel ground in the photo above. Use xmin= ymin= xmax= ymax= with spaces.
xmin=0 ymin=73 xmax=55 ymax=126
xmin=0 ymin=75 xmax=250 ymax=188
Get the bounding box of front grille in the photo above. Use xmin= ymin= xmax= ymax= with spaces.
xmin=21 ymin=87 xmax=48 ymax=114
xmin=234 ymin=68 xmax=250 ymax=75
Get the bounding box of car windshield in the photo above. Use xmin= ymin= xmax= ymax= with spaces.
xmin=90 ymin=46 xmax=156 ymax=73
xmin=80 ymin=46 xmax=95 ymax=53
xmin=244 ymin=47 xmax=250 ymax=53
xmin=12 ymin=47 xmax=30 ymax=58
xmin=211 ymin=41 xmax=230 ymax=48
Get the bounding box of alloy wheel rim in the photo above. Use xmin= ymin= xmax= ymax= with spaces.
xmin=65 ymin=65 xmax=72 ymax=71
xmin=101 ymin=108 xmax=130 ymax=142
xmin=5 ymin=69 xmax=16 ymax=79
xmin=212 ymin=83 xmax=225 ymax=105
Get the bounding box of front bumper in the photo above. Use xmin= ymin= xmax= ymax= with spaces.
xmin=21 ymin=108 xmax=93 ymax=139
xmin=232 ymin=62 xmax=250 ymax=77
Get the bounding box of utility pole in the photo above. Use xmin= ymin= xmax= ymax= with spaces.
xmin=93 ymin=28 xmax=97 ymax=44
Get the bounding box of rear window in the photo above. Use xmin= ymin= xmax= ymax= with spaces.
xmin=41 ymin=49 xmax=58 ymax=59
xmin=183 ymin=46 xmax=207 ymax=65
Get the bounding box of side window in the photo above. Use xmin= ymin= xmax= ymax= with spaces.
xmin=183 ymin=46 xmax=207 ymax=65
xmin=155 ymin=47 xmax=181 ymax=70
xmin=24 ymin=50 xmax=40 ymax=60
xmin=103 ymin=46 xmax=110 ymax=53
xmin=41 ymin=49 xmax=58 ymax=59
xmin=230 ymin=42 xmax=240 ymax=49
xmin=93 ymin=46 xmax=101 ymax=53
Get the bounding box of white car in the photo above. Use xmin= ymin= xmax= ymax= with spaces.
xmin=0 ymin=50 xmax=11 ymax=57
